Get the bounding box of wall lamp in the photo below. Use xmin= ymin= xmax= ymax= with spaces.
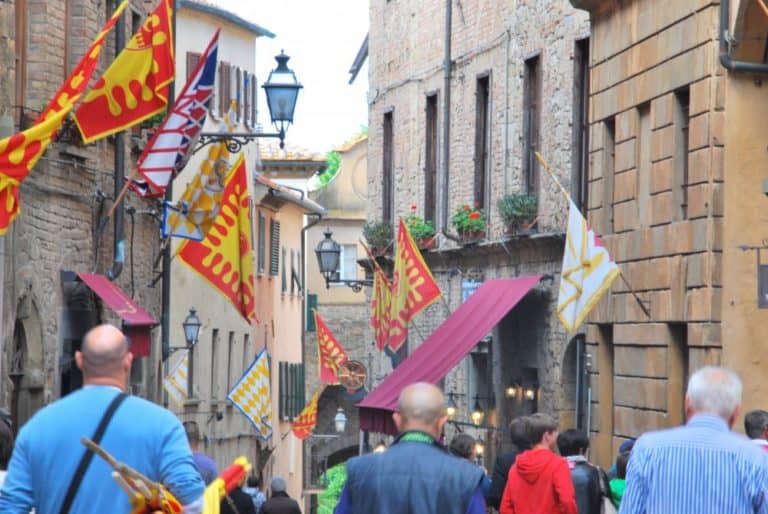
xmin=505 ymin=378 xmax=522 ymax=399
xmin=314 ymin=228 xmax=372 ymax=292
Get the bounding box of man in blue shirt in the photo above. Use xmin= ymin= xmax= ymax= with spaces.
xmin=335 ymin=382 xmax=486 ymax=514
xmin=0 ymin=324 xmax=205 ymax=513
xmin=620 ymin=366 xmax=768 ymax=514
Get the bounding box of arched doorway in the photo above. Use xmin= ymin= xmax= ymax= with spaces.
xmin=561 ymin=334 xmax=588 ymax=431
xmin=9 ymin=300 xmax=45 ymax=434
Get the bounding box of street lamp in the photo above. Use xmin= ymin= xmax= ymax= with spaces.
xmin=196 ymin=51 xmax=302 ymax=152
xmin=445 ymin=392 xmax=458 ymax=419
xmin=470 ymin=396 xmax=485 ymax=426
xmin=182 ymin=308 xmax=202 ymax=348
xmin=505 ymin=378 xmax=521 ymax=399
xmin=314 ymin=228 xmax=372 ymax=292
xmin=334 ymin=407 xmax=348 ymax=434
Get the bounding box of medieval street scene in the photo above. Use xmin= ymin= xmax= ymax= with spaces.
xmin=0 ymin=0 xmax=767 ymax=513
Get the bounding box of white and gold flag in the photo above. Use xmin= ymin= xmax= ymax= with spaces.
xmin=163 ymin=351 xmax=189 ymax=407
xmin=227 ymin=349 xmax=272 ymax=440
xmin=557 ymin=198 xmax=619 ymax=332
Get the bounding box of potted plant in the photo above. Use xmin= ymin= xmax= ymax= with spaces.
xmin=451 ymin=204 xmax=486 ymax=244
xmin=363 ymin=220 xmax=394 ymax=256
xmin=404 ymin=205 xmax=437 ymax=250
xmin=497 ymin=193 xmax=538 ymax=235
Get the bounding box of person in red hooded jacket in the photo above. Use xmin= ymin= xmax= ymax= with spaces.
xmin=500 ymin=413 xmax=577 ymax=514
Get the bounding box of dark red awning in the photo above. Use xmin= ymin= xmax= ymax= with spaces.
xmin=358 ymin=275 xmax=542 ymax=434
xmin=77 ymin=273 xmax=158 ymax=357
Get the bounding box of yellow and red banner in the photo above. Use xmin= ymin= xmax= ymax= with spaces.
xmin=74 ymin=0 xmax=174 ymax=143
xmin=365 ymin=244 xmax=392 ymax=352
xmin=0 ymin=0 xmax=128 ymax=235
xmin=388 ymin=219 xmax=441 ymax=352
xmin=315 ymin=311 xmax=349 ymax=384
xmin=292 ymin=388 xmax=323 ymax=440
xmin=178 ymin=154 xmax=257 ymax=323
xmin=202 ymin=457 xmax=251 ymax=514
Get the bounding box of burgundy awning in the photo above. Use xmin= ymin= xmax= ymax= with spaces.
xmin=77 ymin=273 xmax=159 ymax=357
xmin=358 ymin=275 xmax=543 ymax=434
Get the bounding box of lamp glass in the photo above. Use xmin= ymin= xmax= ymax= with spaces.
xmin=334 ymin=407 xmax=347 ymax=433
xmin=262 ymin=51 xmax=303 ymax=126
xmin=505 ymin=386 xmax=518 ymax=398
xmin=314 ymin=229 xmax=341 ymax=278
xmin=471 ymin=398 xmax=484 ymax=426
xmin=182 ymin=308 xmax=202 ymax=347
xmin=524 ymin=388 xmax=536 ymax=401
xmin=475 ymin=440 xmax=485 ymax=456
xmin=446 ymin=404 xmax=457 ymax=419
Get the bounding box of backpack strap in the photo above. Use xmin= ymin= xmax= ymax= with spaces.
xmin=59 ymin=392 xmax=128 ymax=514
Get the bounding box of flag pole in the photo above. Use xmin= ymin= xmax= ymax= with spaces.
xmin=534 ymin=151 xmax=651 ymax=320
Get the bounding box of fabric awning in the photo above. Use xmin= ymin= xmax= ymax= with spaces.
xmin=358 ymin=275 xmax=543 ymax=434
xmin=77 ymin=273 xmax=159 ymax=357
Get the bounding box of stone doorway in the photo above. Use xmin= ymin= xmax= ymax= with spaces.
xmin=9 ymin=298 xmax=45 ymax=434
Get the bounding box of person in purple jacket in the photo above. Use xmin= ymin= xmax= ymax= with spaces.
xmin=184 ymin=420 xmax=218 ymax=485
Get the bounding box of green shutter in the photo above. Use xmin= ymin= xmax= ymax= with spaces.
xmin=306 ymin=294 xmax=318 ymax=331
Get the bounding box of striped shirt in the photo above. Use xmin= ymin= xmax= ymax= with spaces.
xmin=619 ymin=414 xmax=768 ymax=514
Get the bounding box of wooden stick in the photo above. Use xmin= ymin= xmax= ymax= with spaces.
xmin=104 ymin=169 xmax=138 ymax=220
xmin=535 ymin=151 xmax=572 ymax=203
xmin=758 ymin=0 xmax=768 ymax=18
xmin=619 ymin=270 xmax=652 ymax=319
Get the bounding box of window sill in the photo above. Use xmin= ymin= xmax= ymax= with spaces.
xmin=183 ymin=398 xmax=202 ymax=409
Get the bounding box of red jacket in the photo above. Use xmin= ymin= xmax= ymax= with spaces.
xmin=499 ymin=448 xmax=578 ymax=514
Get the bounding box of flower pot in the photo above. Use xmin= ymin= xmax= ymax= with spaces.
xmin=416 ymin=237 xmax=437 ymax=250
xmin=505 ymin=219 xmax=538 ymax=236
xmin=458 ymin=230 xmax=485 ymax=245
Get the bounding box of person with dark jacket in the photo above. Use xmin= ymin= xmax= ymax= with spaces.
xmin=557 ymin=428 xmax=609 ymax=514
xmin=262 ymin=477 xmax=301 ymax=514
xmin=487 ymin=416 xmax=531 ymax=509
xmin=221 ymin=476 xmax=258 ymax=514
xmin=500 ymin=413 xmax=577 ymax=514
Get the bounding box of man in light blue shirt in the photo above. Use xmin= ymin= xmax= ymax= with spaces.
xmin=0 ymin=324 xmax=205 ymax=513
xmin=620 ymin=366 xmax=768 ymax=514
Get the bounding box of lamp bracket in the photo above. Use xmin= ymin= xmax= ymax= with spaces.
xmin=194 ymin=130 xmax=285 ymax=155
xmin=323 ymin=277 xmax=373 ymax=293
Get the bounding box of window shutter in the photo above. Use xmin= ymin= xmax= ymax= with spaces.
xmin=219 ymin=62 xmax=231 ymax=114
xmin=306 ymin=294 xmax=318 ymax=331
xmin=279 ymin=362 xmax=306 ymax=419
xmin=244 ymin=74 xmax=251 ymax=127
xmin=290 ymin=250 xmax=296 ymax=294
xmin=257 ymin=212 xmax=266 ymax=273
xmin=186 ymin=52 xmax=201 ymax=81
xmin=281 ymin=247 xmax=287 ymax=292
xmin=270 ymin=220 xmax=280 ymax=276
xmin=251 ymin=74 xmax=258 ymax=125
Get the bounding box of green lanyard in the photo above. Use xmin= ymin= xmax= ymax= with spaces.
xmin=399 ymin=432 xmax=436 ymax=444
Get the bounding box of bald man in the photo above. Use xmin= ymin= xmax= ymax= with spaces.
xmin=335 ymin=382 xmax=486 ymax=514
xmin=0 ymin=324 xmax=205 ymax=513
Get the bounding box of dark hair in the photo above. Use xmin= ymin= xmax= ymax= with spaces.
xmin=745 ymin=410 xmax=768 ymax=439
xmin=527 ymin=413 xmax=558 ymax=445
xmin=616 ymin=451 xmax=630 ymax=479
xmin=183 ymin=420 xmax=201 ymax=442
xmin=247 ymin=475 xmax=260 ymax=488
xmin=509 ymin=416 xmax=532 ymax=449
xmin=556 ymin=428 xmax=589 ymax=457
xmin=0 ymin=417 xmax=13 ymax=470
xmin=449 ymin=433 xmax=476 ymax=459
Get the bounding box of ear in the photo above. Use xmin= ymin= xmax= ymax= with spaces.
xmin=684 ymin=395 xmax=693 ymax=421
xmin=728 ymin=405 xmax=742 ymax=430
xmin=436 ymin=414 xmax=448 ymax=434
xmin=124 ymin=351 xmax=134 ymax=372
xmin=75 ymin=351 xmax=84 ymax=371
xmin=393 ymin=412 xmax=404 ymax=432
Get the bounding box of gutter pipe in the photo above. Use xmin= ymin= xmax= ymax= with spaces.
xmin=107 ymin=11 xmax=126 ymax=281
xmin=440 ymin=0 xmax=461 ymax=243
xmin=719 ymin=0 xmax=768 ymax=73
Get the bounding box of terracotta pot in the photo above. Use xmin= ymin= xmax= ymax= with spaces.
xmin=416 ymin=237 xmax=437 ymax=250
xmin=458 ymin=230 xmax=485 ymax=245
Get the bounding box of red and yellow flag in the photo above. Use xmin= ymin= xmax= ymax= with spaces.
xmin=73 ymin=0 xmax=174 ymax=143
xmin=292 ymin=388 xmax=323 ymax=440
xmin=388 ymin=219 xmax=442 ymax=352
xmin=364 ymin=244 xmax=392 ymax=352
xmin=178 ymin=154 xmax=257 ymax=323
xmin=0 ymin=0 xmax=128 ymax=235
xmin=315 ymin=311 xmax=349 ymax=384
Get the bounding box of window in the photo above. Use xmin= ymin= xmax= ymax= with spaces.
xmin=306 ymin=293 xmax=318 ymax=331
xmin=257 ymin=211 xmax=266 ymax=274
xmin=522 ymin=55 xmax=541 ymax=196
xmin=290 ymin=250 xmax=296 ymax=295
xmin=250 ymin=74 xmax=258 ymax=127
xmin=637 ymin=103 xmax=651 ymax=228
xmin=674 ymin=88 xmax=690 ymax=220
xmin=333 ymin=245 xmax=357 ymax=283
xmin=603 ymin=118 xmax=616 ymax=234
xmin=210 ymin=329 xmax=219 ymax=400
xmin=475 ymin=75 xmax=491 ymax=210
xmin=219 ymin=62 xmax=232 ymax=115
xmin=292 ymin=251 xmax=302 ymax=294
xmin=186 ymin=52 xmax=201 ymax=81
xmin=244 ymin=73 xmax=251 ymax=127
xmin=425 ymin=94 xmax=438 ymax=223
xmin=278 ymin=362 xmax=305 ymax=420
xmin=241 ymin=334 xmax=249 ymax=373
xmin=382 ymin=110 xmax=394 ymax=222
xmin=572 ymin=38 xmax=590 ymax=212
xmin=281 ymin=247 xmax=287 ymax=293
xmin=270 ymin=220 xmax=280 ymax=276
xmin=236 ymin=67 xmax=243 ymax=121
xmin=226 ymin=331 xmax=235 ymax=390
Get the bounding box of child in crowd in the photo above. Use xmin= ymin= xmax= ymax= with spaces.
xmin=609 ymin=451 xmax=630 ymax=508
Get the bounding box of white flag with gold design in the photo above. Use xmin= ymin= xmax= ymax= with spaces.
xmin=163 ymin=351 xmax=189 ymax=407
xmin=227 ymin=349 xmax=272 ymax=440
xmin=558 ymin=199 xmax=619 ymax=332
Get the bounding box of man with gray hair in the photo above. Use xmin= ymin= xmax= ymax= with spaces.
xmin=335 ymin=382 xmax=486 ymax=514
xmin=620 ymin=366 xmax=768 ymax=514
xmin=745 ymin=409 xmax=768 ymax=452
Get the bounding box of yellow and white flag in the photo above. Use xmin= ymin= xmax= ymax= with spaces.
xmin=558 ymin=198 xmax=619 ymax=332
xmin=163 ymin=351 xmax=188 ymax=407
xmin=227 ymin=349 xmax=272 ymax=440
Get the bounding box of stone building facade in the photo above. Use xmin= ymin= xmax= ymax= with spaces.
xmin=0 ymin=0 xmax=166 ymax=429
xmin=366 ymin=0 xmax=592 ymax=464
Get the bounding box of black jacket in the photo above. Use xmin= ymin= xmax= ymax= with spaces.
xmin=566 ymin=456 xmax=608 ymax=514
xmin=221 ymin=487 xmax=258 ymax=514
xmin=262 ymin=491 xmax=302 ymax=514
xmin=486 ymin=445 xmax=524 ymax=509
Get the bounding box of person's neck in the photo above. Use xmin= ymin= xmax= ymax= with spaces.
xmin=84 ymin=377 xmax=126 ymax=391
xmin=532 ymin=442 xmax=552 ymax=451
xmin=403 ymin=426 xmax=439 ymax=439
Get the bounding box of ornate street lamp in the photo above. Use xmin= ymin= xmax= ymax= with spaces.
xmin=314 ymin=228 xmax=372 ymax=292
xmin=505 ymin=378 xmax=521 ymax=399
xmin=334 ymin=407 xmax=348 ymax=434
xmin=470 ymin=396 xmax=485 ymax=426
xmin=445 ymin=392 xmax=458 ymax=419
xmin=182 ymin=308 xmax=202 ymax=348
xmin=262 ymin=50 xmax=303 ymax=148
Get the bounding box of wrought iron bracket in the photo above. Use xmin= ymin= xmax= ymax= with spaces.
xmin=193 ymin=130 xmax=285 ymax=154
xmin=323 ymin=277 xmax=373 ymax=293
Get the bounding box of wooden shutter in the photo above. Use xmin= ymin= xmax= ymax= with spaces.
xmin=270 ymin=220 xmax=280 ymax=276
xmin=257 ymin=211 xmax=266 ymax=273
xmin=244 ymin=73 xmax=251 ymax=127
xmin=281 ymin=247 xmax=287 ymax=293
xmin=279 ymin=362 xmax=306 ymax=419
xmin=186 ymin=52 xmax=201 ymax=81
xmin=306 ymin=294 xmax=318 ymax=331
xmin=219 ymin=62 xmax=231 ymax=114
xmin=250 ymin=74 xmax=258 ymax=126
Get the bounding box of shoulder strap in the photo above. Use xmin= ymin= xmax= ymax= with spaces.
xmin=59 ymin=392 xmax=128 ymax=514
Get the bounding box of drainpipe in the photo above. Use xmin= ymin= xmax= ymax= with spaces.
xmin=503 ymin=29 xmax=511 ymax=194
xmin=719 ymin=0 xmax=768 ymax=73
xmin=106 ymin=11 xmax=126 ymax=281
xmin=301 ymin=213 xmax=323 ymax=356
xmin=440 ymin=0 xmax=461 ymax=243
xmin=0 ymin=114 xmax=12 ymax=402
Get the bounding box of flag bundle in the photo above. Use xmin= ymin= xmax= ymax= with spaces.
xmin=132 ymin=30 xmax=221 ymax=199
xmin=292 ymin=388 xmax=323 ymax=440
xmin=388 ymin=220 xmax=442 ymax=352
xmin=202 ymin=457 xmax=252 ymax=514
xmin=315 ymin=311 xmax=349 ymax=384
xmin=0 ymin=0 xmax=128 ymax=235
xmin=557 ymin=198 xmax=619 ymax=332
xmin=162 ymin=351 xmax=189 ymax=407
xmin=368 ymin=248 xmax=392 ymax=352
xmin=74 ymin=0 xmax=175 ymax=143
xmin=178 ymin=154 xmax=257 ymax=323
xmin=227 ymin=349 xmax=272 ymax=440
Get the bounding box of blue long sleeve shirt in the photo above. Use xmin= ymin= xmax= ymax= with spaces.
xmin=0 ymin=385 xmax=204 ymax=513
xmin=619 ymin=414 xmax=768 ymax=514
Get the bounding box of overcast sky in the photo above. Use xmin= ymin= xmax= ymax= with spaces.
xmin=210 ymin=0 xmax=370 ymax=154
